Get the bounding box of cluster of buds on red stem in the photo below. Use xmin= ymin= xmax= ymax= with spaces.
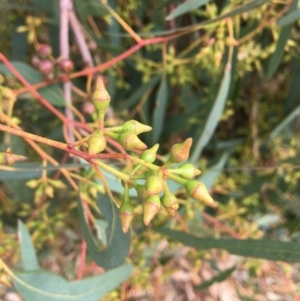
xmin=71 ymin=77 xmax=216 ymax=233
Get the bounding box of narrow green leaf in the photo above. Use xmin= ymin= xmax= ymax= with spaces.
xmin=270 ymin=105 xmax=300 ymax=139
xmin=166 ymin=0 xmax=209 ymax=20
xmin=74 ymin=0 xmax=108 ymax=19
xmin=12 ymin=18 xmax=28 ymax=60
xmin=14 ymin=264 xmax=132 ymax=301
xmin=278 ymin=8 xmax=300 ymax=27
xmin=159 ymin=229 xmax=300 ymax=262
xmin=195 ymin=265 xmax=236 ymax=290
xmin=78 ymin=193 xmax=131 ymax=269
xmin=190 ymin=59 xmax=232 ymax=163
xmin=18 ymin=220 xmax=39 ymax=272
xmin=285 ymin=58 xmax=300 ymax=112
xmin=0 ymin=62 xmax=66 ymax=106
xmin=152 ymin=75 xmax=168 ymax=144
xmin=117 ymin=74 xmax=161 ymax=111
xmin=214 ymin=0 xmax=270 ymax=20
xmin=266 ymin=0 xmax=298 ymax=79
xmin=27 ymin=0 xmax=57 ymax=13
xmin=0 ymin=163 xmax=44 ymax=180
xmin=0 ymin=3 xmax=38 ymax=11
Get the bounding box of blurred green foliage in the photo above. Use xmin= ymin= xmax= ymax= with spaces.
xmin=0 ymin=0 xmax=300 ymax=299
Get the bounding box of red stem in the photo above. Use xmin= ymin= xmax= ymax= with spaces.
xmin=0 ymin=53 xmax=91 ymax=133
xmin=77 ymin=239 xmax=87 ymax=279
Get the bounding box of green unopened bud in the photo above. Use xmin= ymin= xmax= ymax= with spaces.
xmin=92 ymin=77 xmax=111 ymax=116
xmin=134 ymin=184 xmax=148 ymax=201
xmin=87 ymin=132 xmax=106 ymax=154
xmin=169 ymin=138 xmax=193 ymax=163
xmin=0 ymin=149 xmax=27 ymax=165
xmin=143 ymin=195 xmax=161 ymax=225
xmin=162 ymin=191 xmax=179 ymax=216
xmin=145 ymin=175 xmax=164 ymax=196
xmin=141 ymin=144 xmax=159 ymax=163
xmin=172 ymin=163 xmax=201 ymax=179
xmin=119 ymin=201 xmax=135 ymax=233
xmin=122 ymin=120 xmax=152 ymax=135
xmin=184 ymin=180 xmax=216 ymax=207
xmin=118 ymin=132 xmax=147 ymax=150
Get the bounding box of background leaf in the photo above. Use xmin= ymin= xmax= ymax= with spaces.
xmin=151 ymin=75 xmax=168 ymax=144
xmin=18 ymin=220 xmax=39 ymax=272
xmin=78 ymin=193 xmax=131 ymax=269
xmin=194 ymin=265 xmax=236 ymax=290
xmin=277 ymin=8 xmax=300 ymax=27
xmin=190 ymin=58 xmax=232 ymax=163
xmin=270 ymin=105 xmax=300 ymax=138
xmin=166 ymin=0 xmax=210 ymax=20
xmin=159 ymin=229 xmax=300 ymax=262
xmin=14 ymin=265 xmax=132 ymax=301
xmin=266 ymin=0 xmax=298 ymax=79
xmin=117 ymin=75 xmax=160 ymax=111
xmin=0 ymin=62 xmax=66 ymax=106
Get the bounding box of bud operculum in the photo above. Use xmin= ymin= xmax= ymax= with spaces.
xmin=175 ymin=163 xmax=201 ymax=179
xmin=87 ymin=132 xmax=106 ymax=154
xmin=0 ymin=149 xmax=27 ymax=165
xmin=145 ymin=175 xmax=164 ymax=196
xmin=143 ymin=195 xmax=161 ymax=225
xmin=92 ymin=77 xmax=111 ymax=118
xmin=119 ymin=200 xmax=135 ymax=233
xmin=162 ymin=191 xmax=179 ymax=216
xmin=118 ymin=132 xmax=147 ymax=150
xmin=168 ymin=138 xmax=193 ymax=163
xmin=184 ymin=180 xmax=216 ymax=207
xmin=141 ymin=144 xmax=159 ymax=163
xmin=121 ymin=120 xmax=152 ymax=135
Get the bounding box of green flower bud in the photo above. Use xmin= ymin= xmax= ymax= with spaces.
xmin=92 ymin=77 xmax=111 ymax=116
xmin=176 ymin=163 xmax=201 ymax=179
xmin=118 ymin=201 xmax=135 ymax=233
xmin=145 ymin=175 xmax=164 ymax=196
xmin=161 ymin=191 xmax=179 ymax=216
xmin=184 ymin=180 xmax=216 ymax=207
xmin=118 ymin=132 xmax=147 ymax=150
xmin=0 ymin=149 xmax=27 ymax=165
xmin=134 ymin=184 xmax=148 ymax=201
xmin=143 ymin=195 xmax=161 ymax=225
xmin=141 ymin=144 xmax=159 ymax=163
xmin=122 ymin=120 xmax=152 ymax=135
xmin=87 ymin=132 xmax=106 ymax=154
xmin=169 ymin=138 xmax=193 ymax=163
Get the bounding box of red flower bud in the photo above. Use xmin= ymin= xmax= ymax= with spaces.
xmin=39 ymin=60 xmax=53 ymax=75
xmin=37 ymin=44 xmax=52 ymax=58
xmin=31 ymin=55 xmax=40 ymax=68
xmin=60 ymin=59 xmax=74 ymax=73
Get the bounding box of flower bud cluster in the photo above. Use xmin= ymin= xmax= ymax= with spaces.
xmin=77 ymin=78 xmax=216 ymax=233
xmin=31 ymin=44 xmax=74 ymax=81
